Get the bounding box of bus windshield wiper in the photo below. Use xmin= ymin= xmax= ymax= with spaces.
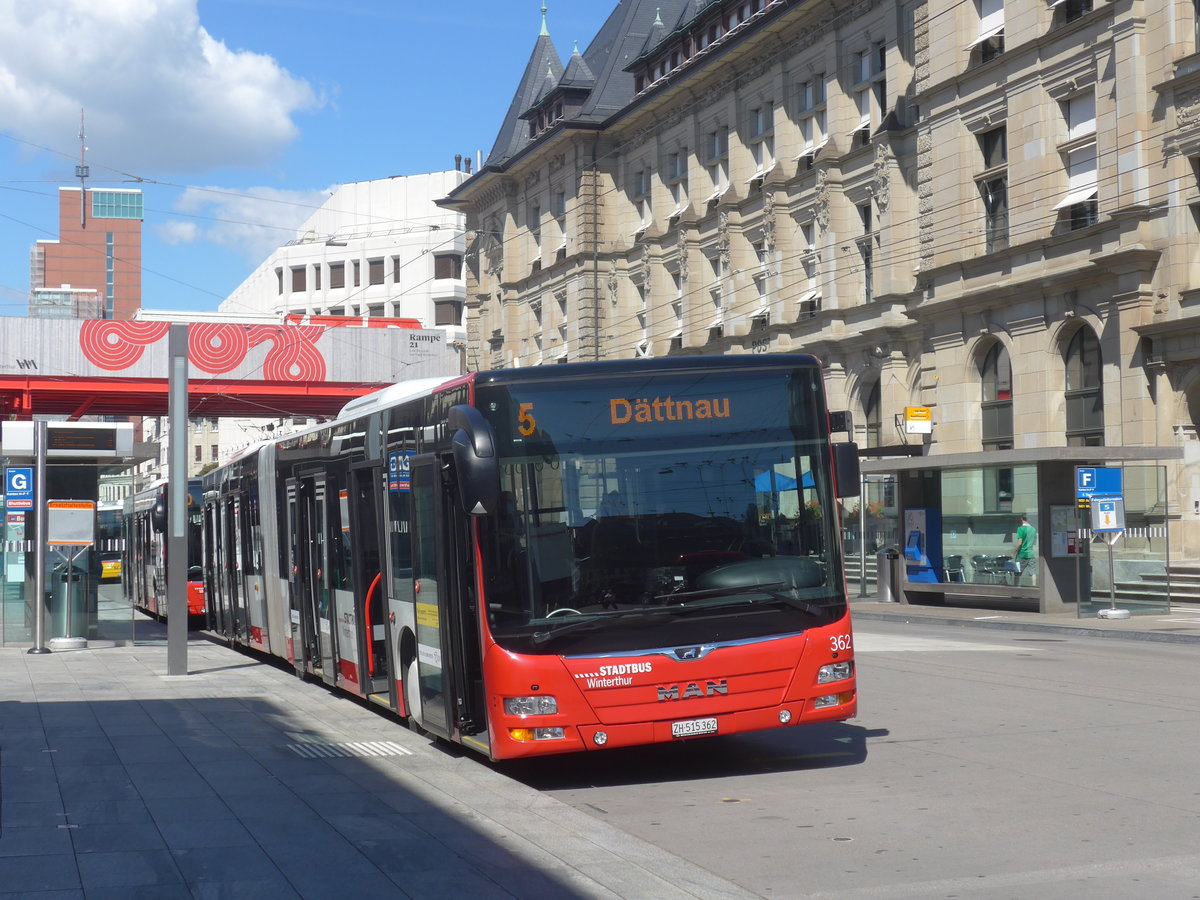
xmin=654 ymin=582 xmax=825 ymax=617
xmin=530 ymin=608 xmax=665 ymax=645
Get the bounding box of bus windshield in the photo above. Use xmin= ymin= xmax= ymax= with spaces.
xmin=475 ymin=365 xmax=847 ymax=655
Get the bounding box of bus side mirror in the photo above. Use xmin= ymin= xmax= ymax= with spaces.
xmin=833 ymin=442 xmax=860 ymax=498
xmin=151 ymin=496 xmax=167 ymax=534
xmin=448 ymin=405 xmax=499 ymax=516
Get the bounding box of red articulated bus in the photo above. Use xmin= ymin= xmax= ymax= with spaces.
xmin=201 ymin=355 xmax=860 ymax=760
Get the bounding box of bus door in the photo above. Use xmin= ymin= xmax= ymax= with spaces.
xmin=284 ymin=480 xmax=303 ymax=670
xmin=347 ymin=463 xmax=389 ymax=699
xmin=202 ymin=499 xmax=227 ymax=638
xmin=286 ymin=475 xmax=336 ymax=683
xmin=408 ymin=456 xmax=487 ymax=747
xmin=222 ymin=496 xmax=244 ymax=643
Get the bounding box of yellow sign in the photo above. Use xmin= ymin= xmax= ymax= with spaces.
xmin=904 ymin=406 xmax=932 ymax=435
xmin=416 ymin=602 xmax=440 ymax=628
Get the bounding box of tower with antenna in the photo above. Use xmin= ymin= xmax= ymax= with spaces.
xmin=29 ymin=112 xmax=144 ymax=320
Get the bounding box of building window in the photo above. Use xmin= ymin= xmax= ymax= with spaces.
xmin=977 ymin=126 xmax=1008 ymax=252
xmin=352 ymin=260 xmax=361 ymax=287
xmin=368 ymin=258 xmax=384 ymax=285
xmin=313 ymin=264 xmax=321 ymax=291
xmin=434 ymin=254 xmax=463 ymax=279
xmin=797 ymin=75 xmax=827 ymax=166
xmin=1057 ymin=144 xmax=1098 ymax=229
xmin=748 ymin=103 xmax=774 ymax=177
xmin=552 ymin=190 xmax=567 ymax=223
xmin=668 ymin=150 xmax=688 ymax=215
xmin=705 ymin=127 xmax=729 ymax=201
xmin=856 ymin=202 xmax=874 ymax=303
xmin=435 ymin=300 xmax=463 ymax=326
xmin=970 ymin=0 xmax=1005 ymax=61
xmin=980 ymin=342 xmax=1013 ymax=450
xmin=852 ymin=44 xmax=887 ymax=148
xmin=979 ymin=178 xmax=1009 ymax=253
xmin=1055 ymin=0 xmax=1093 ymax=25
xmin=90 ymin=191 xmax=143 ymax=219
xmin=979 ymin=126 xmax=1007 ymax=170
xmin=329 ymin=262 xmax=345 ymax=289
xmin=632 ymin=167 xmax=651 ymax=228
xmin=275 ymin=268 xmax=283 ymax=295
xmin=392 ymin=256 xmax=401 ymax=283
xmin=1065 ymin=326 xmax=1104 ymax=446
xmin=863 ymin=381 xmax=881 ymax=449
xmin=194 ymin=445 xmax=202 ymax=463
xmin=291 ymin=266 xmax=306 ymax=293
xmin=211 ymin=445 xmax=219 ymax=462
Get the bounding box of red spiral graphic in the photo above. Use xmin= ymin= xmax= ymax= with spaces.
xmin=189 ymin=323 xmax=250 ymax=374
xmin=249 ymin=326 xmax=326 ymax=382
xmin=79 ymin=321 xmax=170 ymax=371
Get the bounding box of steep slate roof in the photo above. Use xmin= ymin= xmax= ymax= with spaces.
xmin=484 ymin=1 xmax=692 ymax=168
xmin=560 ymin=43 xmax=596 ymax=90
xmin=485 ymin=25 xmax=565 ymax=166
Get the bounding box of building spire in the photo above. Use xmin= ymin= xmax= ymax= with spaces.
xmin=540 ymin=4 xmax=549 ymax=36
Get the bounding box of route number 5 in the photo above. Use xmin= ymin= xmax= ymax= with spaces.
xmin=518 ymin=402 xmax=536 ymax=436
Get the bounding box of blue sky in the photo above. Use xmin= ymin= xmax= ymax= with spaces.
xmin=0 ymin=0 xmax=613 ymax=314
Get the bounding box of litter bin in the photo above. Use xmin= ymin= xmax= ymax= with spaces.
xmin=877 ymin=549 xmax=900 ymax=603
xmin=49 ymin=563 xmax=88 ymax=639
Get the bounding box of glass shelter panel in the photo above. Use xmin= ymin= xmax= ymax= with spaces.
xmin=1078 ymin=465 xmax=1169 ymax=616
xmin=940 ymin=465 xmax=1038 ymax=586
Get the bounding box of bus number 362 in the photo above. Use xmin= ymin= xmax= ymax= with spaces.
xmin=830 ymin=633 xmax=852 ymax=652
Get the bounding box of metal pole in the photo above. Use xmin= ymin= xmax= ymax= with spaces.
xmin=27 ymin=421 xmax=49 ymax=655
xmin=167 ymin=324 xmax=188 ymax=675
xmin=858 ymin=472 xmax=868 ymax=597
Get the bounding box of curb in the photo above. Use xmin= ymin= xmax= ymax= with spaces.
xmin=851 ymin=608 xmax=1200 ymax=644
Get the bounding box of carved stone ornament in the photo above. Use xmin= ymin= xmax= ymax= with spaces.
xmin=678 ymin=231 xmax=690 ymax=283
xmin=607 ymin=263 xmax=619 ymax=306
xmin=873 ymin=144 xmax=891 ymax=214
xmin=548 ymin=152 xmax=567 ymax=173
xmin=763 ymin=191 xmax=777 ymax=257
xmin=717 ymin=211 xmax=731 ymax=272
xmin=815 ymin=170 xmax=830 ymax=232
xmin=525 ymin=170 xmax=542 ymax=189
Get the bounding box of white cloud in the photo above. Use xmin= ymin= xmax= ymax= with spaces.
xmin=169 ymin=185 xmax=335 ymax=261
xmin=0 ymin=0 xmax=321 ymax=175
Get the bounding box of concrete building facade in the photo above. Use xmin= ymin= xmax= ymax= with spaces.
xmin=443 ymin=0 xmax=1200 ymax=607
xmin=220 ymin=171 xmax=470 ymax=343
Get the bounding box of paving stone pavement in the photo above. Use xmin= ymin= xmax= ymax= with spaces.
xmin=0 ymin=622 xmax=756 ymax=900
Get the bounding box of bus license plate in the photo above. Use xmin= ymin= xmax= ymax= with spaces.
xmin=671 ymin=717 xmax=718 ymax=738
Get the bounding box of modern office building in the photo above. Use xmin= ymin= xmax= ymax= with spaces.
xmin=219 ymin=171 xmax=470 ymax=343
xmin=30 ymin=187 xmax=143 ymax=320
xmin=442 ymin=0 xmax=1200 ymax=612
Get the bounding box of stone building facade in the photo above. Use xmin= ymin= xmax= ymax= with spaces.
xmin=444 ymin=0 xmax=1200 ymax=579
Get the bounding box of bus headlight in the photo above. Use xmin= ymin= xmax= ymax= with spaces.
xmin=817 ymin=661 xmax=854 ymax=684
xmin=503 ymin=695 xmax=559 ymax=716
xmin=509 ymin=727 xmax=566 ymax=741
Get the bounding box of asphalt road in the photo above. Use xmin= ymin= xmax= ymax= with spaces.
xmin=506 ymin=620 xmax=1200 ymax=899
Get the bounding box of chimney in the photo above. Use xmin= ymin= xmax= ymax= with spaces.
xmin=465 ymin=157 xmax=473 ymax=174
xmin=454 ymin=154 xmax=462 ymax=171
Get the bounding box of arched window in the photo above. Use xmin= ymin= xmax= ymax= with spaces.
xmin=980 ymin=342 xmax=1013 ymax=450
xmin=863 ymin=380 xmax=881 ymax=448
xmin=1065 ymin=326 xmax=1104 ymax=446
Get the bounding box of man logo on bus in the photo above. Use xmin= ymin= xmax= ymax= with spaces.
xmin=657 ymin=680 xmax=729 ymax=701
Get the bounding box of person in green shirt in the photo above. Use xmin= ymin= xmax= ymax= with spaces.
xmin=1012 ymin=513 xmax=1037 ymax=582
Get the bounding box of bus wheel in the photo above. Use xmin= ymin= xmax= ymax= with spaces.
xmin=404 ymin=658 xmax=425 ymax=735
